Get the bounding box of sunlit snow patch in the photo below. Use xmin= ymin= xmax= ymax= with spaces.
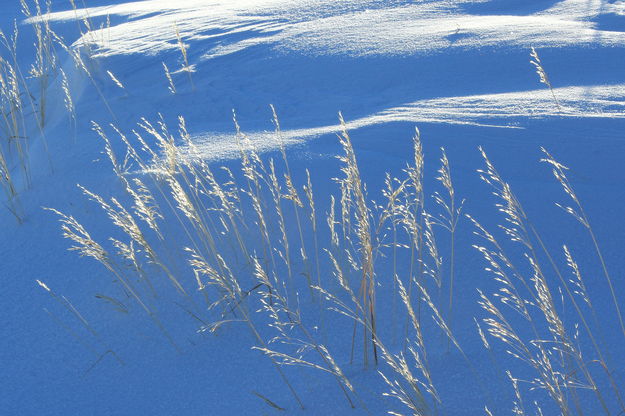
xmin=187 ymin=83 xmax=625 ymax=162
xmin=30 ymin=0 xmax=625 ymax=58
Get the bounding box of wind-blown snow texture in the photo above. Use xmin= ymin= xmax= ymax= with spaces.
xmin=2 ymin=0 xmax=625 ymax=415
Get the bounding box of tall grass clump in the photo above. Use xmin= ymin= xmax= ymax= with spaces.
xmin=45 ymin=112 xmax=468 ymax=410
xmin=44 ymin=110 xmax=624 ymax=415
xmin=0 ymin=0 xmax=77 ymax=219
xmin=470 ymin=147 xmax=625 ymax=416
xmin=0 ymin=0 xmax=128 ymax=219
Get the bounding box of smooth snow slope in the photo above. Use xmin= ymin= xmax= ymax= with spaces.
xmin=2 ymin=0 xmax=625 ymax=415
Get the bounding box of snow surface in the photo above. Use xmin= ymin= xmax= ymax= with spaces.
xmin=2 ymin=0 xmax=625 ymax=415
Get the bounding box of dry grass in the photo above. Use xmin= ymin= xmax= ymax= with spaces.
xmin=0 ymin=0 xmax=151 ymax=221
xmin=41 ymin=106 xmax=625 ymax=415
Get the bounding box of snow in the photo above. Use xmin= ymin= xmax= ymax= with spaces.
xmin=34 ymin=0 xmax=625 ymax=58
xmin=2 ymin=0 xmax=625 ymax=415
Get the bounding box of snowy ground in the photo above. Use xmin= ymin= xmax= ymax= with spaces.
xmin=2 ymin=0 xmax=625 ymax=415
